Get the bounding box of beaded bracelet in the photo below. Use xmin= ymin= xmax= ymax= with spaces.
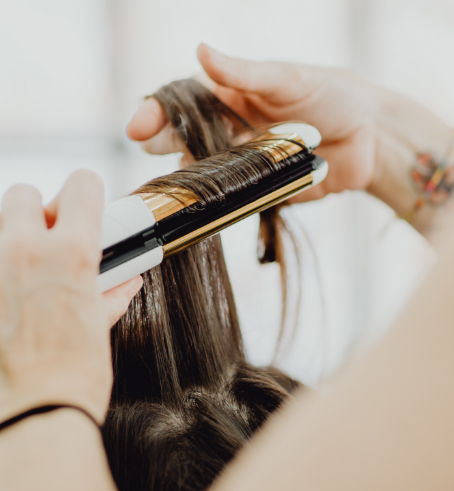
xmin=400 ymin=135 xmax=454 ymax=222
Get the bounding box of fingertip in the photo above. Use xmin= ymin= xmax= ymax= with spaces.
xmin=70 ymin=169 xmax=105 ymax=202
xmin=127 ymin=97 xmax=166 ymax=142
xmin=1 ymin=184 xmax=45 ymax=230
xmin=103 ymin=275 xmax=143 ymax=299
xmin=197 ymin=43 xmax=232 ymax=88
xmin=103 ymin=275 xmax=143 ymax=326
xmin=127 ymin=274 xmax=143 ymax=295
xmin=2 ymin=183 xmax=42 ymax=207
xmin=198 ymin=43 xmax=228 ymax=66
xmin=55 ymin=170 xmax=105 ymax=235
xmin=197 ymin=42 xmax=210 ymax=66
xmin=199 ymin=45 xmax=297 ymax=96
xmin=74 ymin=168 xmax=104 ymax=184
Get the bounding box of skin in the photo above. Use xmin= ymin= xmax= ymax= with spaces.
xmin=128 ymin=44 xmax=453 ymax=241
xmin=0 ymin=172 xmax=142 ymax=424
xmin=1 ymin=44 xmax=454 ymax=490
xmin=212 ymin=223 xmax=454 ymax=491
xmin=0 ymin=171 xmax=140 ymax=491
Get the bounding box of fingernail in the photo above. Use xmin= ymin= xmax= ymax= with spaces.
xmin=206 ymin=44 xmax=228 ymax=64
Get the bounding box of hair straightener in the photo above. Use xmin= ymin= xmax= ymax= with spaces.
xmin=98 ymin=123 xmax=328 ymax=292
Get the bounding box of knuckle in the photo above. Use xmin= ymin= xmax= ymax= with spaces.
xmin=4 ymin=231 xmax=36 ymax=257
xmin=57 ymin=236 xmax=98 ymax=269
xmin=1 ymin=233 xmax=44 ymax=272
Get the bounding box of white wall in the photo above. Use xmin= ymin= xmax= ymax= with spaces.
xmin=0 ymin=0 xmax=450 ymax=385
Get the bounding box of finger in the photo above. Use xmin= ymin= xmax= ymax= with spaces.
xmin=43 ymin=180 xmax=84 ymax=229
xmin=192 ymin=72 xmax=272 ymax=126
xmin=1 ymin=184 xmax=46 ymax=233
xmin=127 ymin=97 xmax=166 ymax=142
xmin=139 ymin=122 xmax=187 ymax=155
xmin=102 ymin=275 xmax=143 ymax=327
xmin=197 ymin=43 xmax=300 ymax=97
xmin=286 ymin=133 xmax=373 ymax=204
xmin=53 ymin=170 xmax=105 ymax=247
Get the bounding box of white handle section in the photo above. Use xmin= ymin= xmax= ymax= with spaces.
xmin=279 ymin=159 xmax=329 ymax=202
xmin=101 ymin=195 xmax=156 ymax=249
xmin=98 ymin=246 xmax=164 ymax=293
xmin=98 ymin=149 xmax=327 ymax=293
xmin=99 ymin=195 xmax=162 ymax=293
xmin=269 ymin=123 xmax=322 ymax=152
xmin=312 ymin=160 xmax=329 ymax=186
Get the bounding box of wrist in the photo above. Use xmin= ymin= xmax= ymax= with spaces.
xmin=0 ymin=404 xmax=100 ymax=433
xmin=0 ymin=407 xmax=115 ymax=491
xmin=367 ymin=88 xmax=453 ymax=238
xmin=0 ymin=369 xmax=111 ymax=425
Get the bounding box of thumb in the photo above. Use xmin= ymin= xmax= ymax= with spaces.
xmin=197 ymin=43 xmax=299 ymax=97
xmin=127 ymin=96 xmax=166 ymax=142
xmin=102 ymin=275 xmax=143 ymax=327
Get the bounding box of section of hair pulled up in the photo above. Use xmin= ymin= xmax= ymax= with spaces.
xmin=138 ymin=80 xmax=305 ymax=210
xmin=138 ymin=78 xmax=302 ymax=349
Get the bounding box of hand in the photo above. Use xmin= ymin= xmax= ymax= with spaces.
xmin=128 ymin=43 xmax=379 ymax=203
xmin=127 ymin=44 xmax=451 ymax=220
xmin=44 ymin=196 xmax=143 ymax=328
xmin=0 ymin=171 xmax=141 ymax=424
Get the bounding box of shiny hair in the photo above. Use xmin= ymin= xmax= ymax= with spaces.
xmin=102 ymin=79 xmax=301 ymax=491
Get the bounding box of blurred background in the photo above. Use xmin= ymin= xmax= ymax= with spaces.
xmin=1 ymin=0 xmax=453 ymax=385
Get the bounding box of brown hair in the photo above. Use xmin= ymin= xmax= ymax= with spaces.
xmin=102 ymin=79 xmax=301 ymax=491
xmin=140 ymin=79 xmax=300 ymax=344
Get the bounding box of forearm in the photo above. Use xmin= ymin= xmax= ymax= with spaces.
xmin=369 ymin=89 xmax=453 ymax=243
xmin=0 ymin=409 xmax=116 ymax=491
xmin=212 ymin=226 xmax=454 ymax=491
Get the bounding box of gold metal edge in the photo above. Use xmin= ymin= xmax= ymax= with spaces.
xmin=136 ymin=133 xmax=305 ymax=223
xmin=163 ymin=173 xmax=313 ymax=258
xmin=254 ymin=133 xmax=304 ymax=161
xmin=137 ymin=191 xmax=198 ymax=222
